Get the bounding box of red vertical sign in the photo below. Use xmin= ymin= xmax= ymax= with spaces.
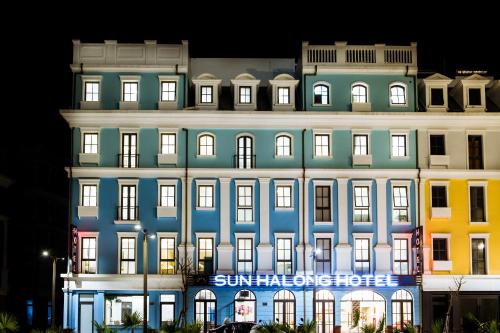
xmin=71 ymin=225 xmax=78 ymax=274
xmin=414 ymin=226 xmax=423 ymax=284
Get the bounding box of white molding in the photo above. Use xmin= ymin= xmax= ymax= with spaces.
xmin=231 ymin=75 xmax=260 ymax=111
xmin=422 ymin=275 xmax=500 ymax=292
xmin=78 ymin=232 xmax=99 ymax=274
xmin=117 ymin=232 xmax=139 ymax=275
xmin=390 ymin=180 xmax=412 ymax=225
xmin=274 ymin=132 xmax=294 ymax=159
xmin=62 ymin=273 xmax=183 ymax=291
xmin=337 ymin=178 xmax=348 ymax=243
xmin=78 ymin=179 xmax=99 ymax=218
xmin=116 ymin=179 xmax=139 ymax=224
xmin=195 ymin=179 xmax=217 ymax=210
xmin=389 ymin=82 xmax=408 ymax=107
xmin=468 ymin=181 xmax=488 ymax=224
xmin=80 ymin=76 xmax=102 ymax=109
xmin=235 ymin=179 xmax=256 ymax=224
xmin=269 ymin=75 xmax=299 ymax=111
xmin=465 ymin=131 xmax=486 ymax=170
xmin=274 ymin=233 xmax=295 ymax=274
xmin=431 ymin=233 xmax=452 ymax=272
xmin=352 ymin=180 xmax=373 ymax=225
xmin=192 ymin=75 xmax=222 ymax=110
xmin=195 ymin=232 xmax=217 ymax=273
xmin=274 ymin=179 xmax=295 ymax=210
xmin=80 ymin=128 xmax=100 ymax=165
xmin=391 ymin=233 xmax=413 ymax=275
xmin=390 ymin=130 xmax=410 ymax=160
xmin=312 ymin=81 xmax=332 ymax=106
xmin=119 ymin=76 xmax=141 ymax=109
xmin=258 ymin=178 xmax=271 ymax=244
xmin=312 ymin=129 xmax=333 ymax=159
xmin=351 ymin=82 xmax=371 ymax=111
xmin=157 ymin=179 xmax=177 ymax=218
xmin=158 ymin=75 xmax=180 ymax=109
xmin=158 ymin=129 xmax=179 ymax=165
xmin=353 ymin=233 xmax=374 ymax=274
xmin=196 ymin=132 xmax=216 ymax=157
xmin=468 ymin=233 xmax=490 ymax=275
xmin=234 ymin=233 xmax=256 ymax=274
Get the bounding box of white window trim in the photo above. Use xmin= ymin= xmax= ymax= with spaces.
xmin=351 ymin=81 xmax=370 ymax=103
xmin=389 ymin=82 xmax=408 ymax=107
xmin=274 ymin=132 xmax=294 ymax=159
xmin=351 ymin=129 xmax=371 ymax=155
xmin=117 ymin=232 xmax=139 ymax=275
xmin=196 ymin=179 xmax=217 ymax=211
xmin=427 ymin=85 xmax=448 ymax=109
xmin=196 ymin=132 xmax=216 ymax=158
xmin=274 ymin=179 xmax=295 ymax=211
xmin=274 ymin=233 xmax=295 ymax=274
xmin=312 ymin=81 xmax=332 ymax=106
xmin=431 ymin=233 xmax=452 ymax=271
xmin=120 ymin=76 xmax=141 ymax=108
xmin=390 ymin=130 xmax=410 ymax=160
xmin=119 ymin=129 xmax=140 ymax=166
xmin=158 ymin=75 xmax=180 ymax=108
xmin=156 ymin=232 xmax=178 ymax=274
xmin=157 ymin=179 xmax=178 ymax=207
xmin=78 ymin=231 xmax=99 ymax=274
xmin=115 ymin=179 xmax=140 ymax=224
xmin=465 ymin=131 xmax=486 ymax=170
xmin=353 ymin=233 xmax=373 ymax=274
xmin=427 ymin=131 xmax=448 ymax=156
xmin=195 ymin=232 xmax=217 ymax=274
xmin=312 ymin=180 xmax=333 ymax=225
xmin=158 ymin=128 xmax=179 ymax=165
xmin=81 ymin=75 xmax=102 ymax=109
xmin=312 ymin=129 xmax=333 ymax=159
xmin=313 ymin=233 xmax=335 ymax=275
xmin=78 ymin=179 xmax=99 ymax=219
xmin=391 ymin=233 xmax=412 ymax=275
xmin=235 ymin=233 xmax=256 ymax=274
xmin=463 ymin=83 xmax=486 ymax=109
xmin=468 ymin=233 xmax=490 ymax=275
xmin=79 ymin=128 xmax=100 ymax=165
xmin=235 ymin=180 xmax=256 ymax=224
xmin=352 ymin=180 xmax=373 ymax=225
xmin=468 ymin=181 xmax=488 ymax=224
xmin=429 ymin=181 xmax=450 ymax=208
xmin=391 ymin=180 xmax=412 ymax=225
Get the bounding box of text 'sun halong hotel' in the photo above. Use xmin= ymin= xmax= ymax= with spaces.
xmin=60 ymin=40 xmax=500 ymax=333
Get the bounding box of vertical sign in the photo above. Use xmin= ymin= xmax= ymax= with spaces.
xmin=71 ymin=225 xmax=78 ymax=274
xmin=414 ymin=226 xmax=423 ymax=284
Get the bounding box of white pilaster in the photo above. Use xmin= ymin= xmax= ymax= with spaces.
xmin=296 ymin=244 xmax=314 ymax=275
xmin=219 ymin=178 xmax=231 ymax=243
xmin=186 ymin=177 xmax=193 ymax=244
xmin=217 ymin=244 xmax=234 ymax=274
xmin=298 ymin=178 xmax=304 ymax=244
xmin=180 ymin=177 xmax=187 ymax=244
xmin=376 ymin=178 xmax=388 ymax=243
xmin=374 ymin=244 xmax=392 ymax=274
xmin=258 ymin=178 xmax=270 ymax=244
xmin=337 ymin=178 xmax=348 ymax=243
xmin=256 ymin=244 xmax=273 ymax=274
xmin=423 ymin=247 xmax=431 ymax=274
xmin=335 ymin=243 xmax=352 ymax=274
xmin=419 ymin=179 xmax=426 ymax=226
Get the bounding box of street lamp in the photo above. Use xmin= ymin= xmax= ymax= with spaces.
xmin=134 ymin=224 xmax=156 ymax=333
xmin=41 ymin=250 xmax=65 ymax=328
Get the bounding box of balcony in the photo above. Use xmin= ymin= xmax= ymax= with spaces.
xmin=233 ymin=154 xmax=256 ymax=169
xmin=118 ymin=154 xmax=139 ymax=168
xmin=114 ymin=206 xmax=140 ymax=224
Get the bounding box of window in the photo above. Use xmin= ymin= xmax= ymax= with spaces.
xmin=276 ymin=135 xmax=292 ymax=157
xmin=276 ymin=238 xmax=292 ymax=274
xmin=82 ymin=185 xmax=97 ymax=207
xmin=81 ymin=237 xmax=96 ymax=274
xmin=469 ymin=186 xmax=485 ymax=222
xmin=161 ymin=81 xmax=176 ymax=102
xmin=160 ymin=237 xmax=176 ymax=275
xmin=120 ymin=237 xmax=136 ymax=274
xmin=105 ymin=295 xmax=148 ymax=326
xmin=274 ymin=290 xmax=295 ymax=327
xmin=237 ymin=186 xmax=253 ymax=223
xmin=353 ymin=186 xmax=370 ymax=222
xmin=201 ymin=86 xmax=213 ymax=103
xmin=160 ymin=185 xmax=175 ymax=207
xmin=471 ymin=238 xmax=487 ymax=274
xmin=392 ymin=290 xmax=413 ymax=330
xmin=239 ymin=86 xmax=251 ymax=104
xmin=391 ymin=134 xmax=407 ymax=157
xmin=198 ymin=134 xmax=215 ymax=156
xmin=430 ymin=135 xmax=445 ymax=155
xmin=392 ymin=186 xmax=409 ymax=222
xmin=121 ymin=133 xmax=138 ymax=168
xmin=122 ymin=82 xmax=138 ymax=102
xmin=393 ymin=239 xmax=409 ymax=275
xmin=237 ymin=136 xmax=254 ymax=169
xmin=314 ymin=134 xmax=330 ymax=157
xmin=314 ymin=290 xmax=335 ymax=333
xmin=353 ymin=134 xmax=368 ymax=155
xmin=430 ymin=88 xmax=444 ymax=106
xmin=161 ymin=134 xmax=176 ymax=155
xmin=468 ymin=88 xmax=482 ymax=106
xmin=120 ymin=185 xmax=137 ymax=220
xmin=314 ymin=84 xmax=329 ymax=105
xmin=354 ymin=238 xmax=370 ymax=274
xmin=198 ymin=185 xmax=214 ymax=208
xmin=83 ymin=133 xmax=98 ymax=154
xmin=235 ymin=290 xmax=256 ymax=322
xmin=84 ymin=82 xmax=100 ymax=102
xmin=160 ymin=295 xmax=175 ymax=326
xmin=431 ymin=186 xmax=447 ymax=208
xmin=276 ymin=186 xmax=292 ymax=208
xmin=198 ymin=238 xmax=214 ymax=274
xmin=195 ymin=290 xmax=216 ymax=333
xmin=237 ymin=238 xmax=253 ymax=274
xmin=352 ymin=84 xmax=367 ymax=103
xmin=315 ymin=238 xmax=331 ymax=274
xmin=390 ymin=84 xmax=406 ymax=105
xmin=278 ymin=87 xmax=290 ymax=104
xmin=432 ymin=238 xmax=448 ymax=261
xmin=315 ymin=186 xmax=331 ymax=222
xmin=468 ymin=135 xmax=483 ymax=169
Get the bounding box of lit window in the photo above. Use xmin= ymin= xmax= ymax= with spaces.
xmin=82 ymin=185 xmax=97 ymax=207
xmin=471 ymin=238 xmax=486 ymax=274
xmin=123 ymin=82 xmax=138 ymax=102
xmin=81 ymin=237 xmax=96 ymax=274
xmin=237 ymin=238 xmax=253 ymax=274
xmin=393 ymin=239 xmax=409 ymax=274
xmin=391 ymin=135 xmax=407 ymax=157
xmin=105 ymin=295 xmax=148 ymax=325
xmin=390 ymin=85 xmax=406 ymax=105
xmin=353 ymin=186 xmax=370 ymax=222
xmin=85 ymin=82 xmax=100 ymax=101
xmin=278 ymin=87 xmax=290 ymax=104
xmin=198 ymin=134 xmax=215 ymax=156
xmin=354 ymin=238 xmax=370 ymax=274
xmin=314 ymin=134 xmax=330 ymax=157
xmin=120 ymin=238 xmax=136 ymax=274
xmin=276 ymin=135 xmax=292 ymax=157
xmin=392 ymin=186 xmax=409 ymax=222
xmin=274 ymin=290 xmax=295 ymax=327
xmin=161 ymin=134 xmax=176 ymax=155
xmin=353 ymin=134 xmax=368 ymax=155
xmin=239 ymin=86 xmax=251 ymax=104
xmin=194 ymin=290 xmax=216 ymax=332
xmin=313 ymin=84 xmax=329 ymax=105
xmin=160 ymin=185 xmax=175 ymax=207
xmin=315 ymin=238 xmax=331 ymax=274
xmin=276 ymin=238 xmax=292 ymax=274
xmin=160 ymin=238 xmax=176 ymax=275
xmin=352 ymin=84 xmax=367 ymax=103
xmin=160 ymin=295 xmax=175 ymax=326
xmin=276 ymin=186 xmax=292 ymax=208
xmin=198 ymin=238 xmax=214 ymax=274
xmin=161 ymin=81 xmax=176 ymax=102
xmin=201 ymin=86 xmax=213 ymax=103
xmin=235 ymin=290 xmax=256 ymax=322
xmin=83 ymin=133 xmax=98 ymax=154
xmin=392 ymin=290 xmax=413 ymax=330
xmin=120 ymin=185 xmax=137 ymax=220
xmin=237 ymin=186 xmax=253 ymax=223
xmin=198 ymin=185 xmax=213 ymax=208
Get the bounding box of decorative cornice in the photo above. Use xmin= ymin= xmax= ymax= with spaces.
xmin=420 ymin=169 xmax=500 ymax=179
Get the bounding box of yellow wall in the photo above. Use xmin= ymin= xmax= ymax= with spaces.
xmin=424 ymin=179 xmax=500 ymax=275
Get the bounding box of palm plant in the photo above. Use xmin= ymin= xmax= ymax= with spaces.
xmin=93 ymin=320 xmax=118 ymax=333
xmin=431 ymin=319 xmax=443 ymax=333
xmin=255 ymin=321 xmax=282 ymax=333
xmin=402 ymin=322 xmax=417 ymax=333
xmin=276 ymin=323 xmax=295 ymax=333
xmin=375 ymin=314 xmax=385 ymax=333
xmin=176 ymin=322 xmax=202 ymax=333
xmin=359 ymin=324 xmax=376 ymax=333
xmin=297 ymin=319 xmax=316 ymax=333
xmin=122 ymin=311 xmax=143 ymax=333
xmin=159 ymin=319 xmax=178 ymax=333
xmin=0 ymin=313 xmax=19 ymax=333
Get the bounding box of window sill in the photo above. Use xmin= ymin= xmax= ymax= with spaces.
xmin=157 ymin=154 xmax=178 ymax=165
xmin=352 ymin=154 xmax=372 ymax=166
xmin=79 ymin=153 xmax=99 ymax=165
xmin=114 ymin=220 xmax=140 ymax=225
xmin=431 ymin=207 xmax=451 ymax=219
xmin=353 ymin=221 xmax=373 ymax=226
xmin=429 ymin=155 xmax=450 ymax=168
xmin=274 ymin=155 xmax=294 ymax=160
xmin=390 ymin=156 xmax=410 ymax=160
xmin=275 ymin=207 xmax=294 ymax=212
xmin=313 ymin=155 xmax=333 ymax=160
xmin=235 ymin=221 xmax=255 ymax=225
xmin=314 ymin=221 xmax=333 ymax=225
xmin=427 ymin=106 xmax=447 ymax=112
xmin=157 ymin=206 xmax=177 ymax=218
xmin=78 ymin=206 xmax=98 ymax=218
xmin=392 ymin=220 xmax=411 ymax=226
xmin=196 ymin=155 xmax=216 ymax=159
xmin=433 ymin=260 xmax=452 ymax=271
xmin=352 ymin=102 xmax=372 ymax=112
xmin=80 ymin=101 xmax=101 ymax=110
xmin=119 ymin=101 xmax=139 ymax=110
xmin=158 ymin=101 xmax=178 ymax=110
xmin=312 ymin=103 xmax=332 ymax=107
xmin=469 ymin=221 xmax=488 ymax=225
xmin=196 ymin=207 xmax=216 ymax=211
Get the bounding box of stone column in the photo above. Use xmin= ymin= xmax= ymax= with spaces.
xmin=257 ymin=178 xmax=273 ymax=274
xmin=335 ymin=178 xmax=352 ymax=274
xmin=217 ymin=178 xmax=234 ymax=274
xmin=375 ymin=178 xmax=391 ymax=274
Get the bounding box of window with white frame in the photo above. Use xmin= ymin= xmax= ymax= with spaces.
xmin=392 ymin=290 xmax=413 ymax=330
xmin=352 ymin=84 xmax=368 ymax=103
xmin=278 ymin=87 xmax=290 ymax=104
xmin=237 ymin=238 xmax=253 ymax=274
xmin=469 ymin=185 xmax=486 ymax=223
xmin=120 ymin=184 xmax=137 ymax=221
xmin=84 ymin=81 xmax=100 ymax=102
xmin=431 ymin=185 xmax=448 ymax=207
xmin=392 ymin=186 xmax=409 ymax=223
xmin=122 ymin=82 xmax=138 ymax=102
xmin=161 ymin=133 xmax=176 ymax=155
xmin=313 ymin=84 xmax=329 ymax=105
xmin=160 ymin=237 xmax=176 ymax=275
xmin=198 ymin=134 xmax=215 ymax=156
xmin=198 ymin=238 xmax=214 ymax=274
xmin=237 ymin=186 xmax=253 ymax=223
xmin=315 ymin=185 xmax=331 ymax=222
xmin=276 ymin=238 xmax=293 ymax=274
xmin=471 ymin=237 xmax=487 ymax=274
xmin=160 ymin=295 xmax=175 ymax=325
xmin=83 ymin=133 xmax=98 ymax=154
xmin=105 ymin=295 xmax=149 ymax=325
xmin=391 ymin=134 xmax=407 ymax=157
xmin=160 ymin=185 xmax=175 ymax=207
xmin=239 ymin=86 xmax=251 ymax=104
xmin=161 ymin=81 xmax=176 ymax=102
xmin=315 ymin=238 xmax=331 ymax=274
xmin=353 ymin=134 xmax=368 ymax=155
xmin=354 ymin=238 xmax=370 ymax=274
xmin=390 ymin=84 xmax=406 ymax=105
xmin=198 ymin=185 xmax=214 ymax=208
xmin=353 ymin=186 xmax=370 ymax=222
xmin=120 ymin=237 xmax=136 ymax=274
xmin=314 ymin=134 xmax=330 ymax=157
xmin=81 ymin=237 xmax=97 ymax=274
xmin=201 ymin=86 xmax=213 ymax=103
xmin=276 ymin=135 xmax=292 ymax=157
xmin=276 ymin=186 xmax=292 ymax=208
xmin=393 ymin=238 xmax=409 ymax=274
xmin=432 ymin=238 xmax=448 ymax=261
xmin=82 ymin=184 xmax=97 ymax=207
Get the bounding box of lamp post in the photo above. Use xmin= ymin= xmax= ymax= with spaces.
xmin=42 ymin=250 xmax=64 ymax=328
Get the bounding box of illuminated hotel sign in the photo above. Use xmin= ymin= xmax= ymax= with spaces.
xmin=211 ymin=274 xmax=399 ymax=288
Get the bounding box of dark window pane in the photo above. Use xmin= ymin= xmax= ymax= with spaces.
xmin=471 ymin=239 xmax=486 ymax=274
xmin=431 ymin=186 xmax=447 ymax=207
xmin=468 ymin=135 xmax=483 ymax=169
xmin=470 ymin=187 xmax=485 ymax=222
xmin=468 ymin=88 xmax=481 ymax=106
xmin=433 ymin=238 xmax=448 ymax=261
xmin=431 ymin=88 xmax=445 ymax=106
xmin=430 ymin=135 xmax=445 ymax=155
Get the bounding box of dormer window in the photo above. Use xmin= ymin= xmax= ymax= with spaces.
xmin=269 ymin=74 xmax=299 ymax=111
xmin=231 ymin=73 xmax=260 ymax=111
xmin=468 ymin=88 xmax=481 ymax=106
xmin=450 ymin=74 xmax=489 ymax=112
xmin=201 ymin=86 xmax=213 ymax=103
xmin=390 ymin=83 xmax=407 ymax=106
xmin=421 ymin=73 xmax=452 ymax=112
xmin=192 ymin=73 xmax=221 ymax=110
xmin=431 ymin=88 xmax=444 ymax=106
xmin=239 ymin=87 xmax=251 ymax=104
xmin=278 ymin=87 xmax=290 ymax=104
xmin=313 ymin=84 xmax=329 ymax=105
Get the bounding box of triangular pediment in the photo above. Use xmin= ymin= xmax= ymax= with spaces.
xmin=462 ymin=73 xmax=489 ymax=81
xmin=425 ymin=73 xmax=452 ymax=81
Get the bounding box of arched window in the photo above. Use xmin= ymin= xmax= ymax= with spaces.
xmin=390 ymin=84 xmax=407 ymax=105
xmin=352 ymin=83 xmax=368 ymax=103
xmin=195 ymin=289 xmax=216 ymax=332
xmin=340 ymin=291 xmax=385 ymax=330
xmin=276 ymin=135 xmax=292 ymax=157
xmin=315 ymin=290 xmax=335 ymax=333
xmin=237 ymin=135 xmax=254 ymax=169
xmin=198 ymin=134 xmax=215 ymax=156
xmin=391 ymin=289 xmax=413 ymax=330
xmin=313 ymin=84 xmax=330 ymax=105
xmin=234 ymin=290 xmax=256 ymax=322
xmin=274 ymin=290 xmax=295 ymax=327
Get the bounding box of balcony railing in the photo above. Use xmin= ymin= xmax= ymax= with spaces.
xmin=118 ymin=154 xmax=139 ymax=168
xmin=233 ymin=154 xmax=256 ymax=169
xmin=116 ymin=206 xmax=139 ymax=221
